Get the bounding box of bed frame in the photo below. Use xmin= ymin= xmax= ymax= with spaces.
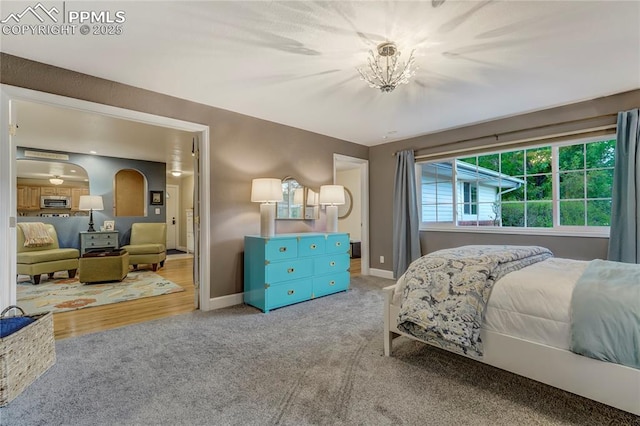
xmin=383 ymin=285 xmax=640 ymax=416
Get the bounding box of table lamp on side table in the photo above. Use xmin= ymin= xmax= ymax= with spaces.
xmin=79 ymin=195 xmax=104 ymax=232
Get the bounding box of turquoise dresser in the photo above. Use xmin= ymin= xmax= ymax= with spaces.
xmin=244 ymin=233 xmax=350 ymax=313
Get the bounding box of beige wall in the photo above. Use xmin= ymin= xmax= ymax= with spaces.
xmin=1 ymin=53 xmax=368 ymax=298
xmin=369 ymin=89 xmax=640 ymax=272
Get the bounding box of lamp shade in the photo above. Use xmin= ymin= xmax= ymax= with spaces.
xmin=251 ymin=178 xmax=283 ymax=203
xmin=78 ymin=195 xmax=104 ymax=211
xmin=319 ymin=185 xmax=345 ymax=205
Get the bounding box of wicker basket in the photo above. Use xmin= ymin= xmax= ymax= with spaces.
xmin=0 ymin=310 xmax=56 ymax=406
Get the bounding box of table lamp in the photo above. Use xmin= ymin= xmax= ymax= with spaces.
xmin=319 ymin=185 xmax=345 ymax=233
xmin=251 ymin=178 xmax=283 ymax=237
xmin=79 ymin=195 xmax=104 ymax=232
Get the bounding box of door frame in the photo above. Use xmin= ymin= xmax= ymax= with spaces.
xmin=0 ymin=84 xmax=212 ymax=310
xmin=333 ymin=154 xmax=370 ymax=276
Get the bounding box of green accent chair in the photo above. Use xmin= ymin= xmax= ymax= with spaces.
xmin=17 ymin=223 xmax=80 ymax=284
xmin=122 ymin=223 xmax=167 ymax=271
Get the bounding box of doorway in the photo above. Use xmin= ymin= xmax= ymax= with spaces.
xmin=0 ymin=84 xmax=212 ymax=311
xmin=334 ymin=154 xmax=370 ymax=276
xmin=166 ymin=184 xmax=179 ymax=251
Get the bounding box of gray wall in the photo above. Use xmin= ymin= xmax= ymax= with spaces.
xmin=421 ymin=232 xmax=609 ymax=261
xmin=369 ymin=89 xmax=640 ymax=272
xmin=16 ymin=147 xmax=166 ymax=249
xmin=1 ymin=53 xmax=368 ymax=298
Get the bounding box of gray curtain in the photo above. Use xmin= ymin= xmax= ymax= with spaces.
xmin=393 ymin=150 xmax=422 ymax=278
xmin=608 ymin=108 xmax=640 ymax=263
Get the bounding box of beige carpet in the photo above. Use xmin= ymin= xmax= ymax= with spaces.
xmin=16 ymin=270 xmax=184 ymax=314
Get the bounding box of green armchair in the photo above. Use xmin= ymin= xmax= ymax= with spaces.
xmin=122 ymin=223 xmax=167 ymax=271
xmin=17 ymin=223 xmax=79 ymax=284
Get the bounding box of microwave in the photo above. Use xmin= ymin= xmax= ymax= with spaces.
xmin=40 ymin=195 xmax=71 ymax=209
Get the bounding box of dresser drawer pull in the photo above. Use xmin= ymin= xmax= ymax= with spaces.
xmin=287 ymin=268 xmax=295 ymax=273
xmin=335 ymin=241 xmax=342 ymax=247
xmin=279 ymin=247 xmax=287 ymax=252
xmin=287 ymin=290 xmax=295 ymax=295
xmin=310 ymin=244 xmax=317 ymax=250
xmin=329 ymin=280 xmax=336 ymax=286
xmin=330 ymin=261 xmax=336 ymax=267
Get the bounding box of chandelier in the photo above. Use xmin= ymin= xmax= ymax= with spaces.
xmin=357 ymin=42 xmax=416 ymax=93
xmin=49 ymin=176 xmax=64 ymax=185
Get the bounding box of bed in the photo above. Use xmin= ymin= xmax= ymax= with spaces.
xmin=383 ymin=245 xmax=640 ymax=416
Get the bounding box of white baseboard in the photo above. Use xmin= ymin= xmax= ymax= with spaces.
xmin=369 ymin=268 xmax=395 ymax=280
xmin=208 ymin=292 xmax=244 ymax=310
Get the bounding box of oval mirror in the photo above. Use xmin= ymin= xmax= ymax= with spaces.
xmin=276 ymin=176 xmax=305 ymax=219
xmin=337 ymin=187 xmax=353 ymax=219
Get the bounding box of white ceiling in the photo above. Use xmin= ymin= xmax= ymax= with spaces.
xmin=2 ymin=1 xmax=639 ymax=150
xmin=14 ymin=100 xmax=196 ymax=176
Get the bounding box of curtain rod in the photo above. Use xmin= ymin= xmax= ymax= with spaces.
xmin=414 ymin=124 xmax=616 ymax=160
xmin=392 ymin=113 xmax=618 ymax=157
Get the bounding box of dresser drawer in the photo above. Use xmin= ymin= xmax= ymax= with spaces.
xmin=266 ymin=258 xmax=313 ymax=284
xmin=313 ymin=271 xmax=349 ymax=298
xmin=325 ymin=234 xmax=350 ymax=254
xmin=84 ymin=239 xmax=117 ymax=249
xmin=298 ymin=235 xmax=326 ymax=257
xmin=85 ymin=233 xmax=117 ymax=243
xmin=314 ymin=253 xmax=350 ymax=275
xmin=265 ymin=238 xmax=298 ymax=261
xmin=267 ymin=280 xmax=313 ymax=310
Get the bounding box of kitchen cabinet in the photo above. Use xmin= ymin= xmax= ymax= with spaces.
xmin=40 ymin=186 xmax=71 ymax=196
xmin=17 ymin=185 xmax=40 ymax=210
xmin=71 ymin=187 xmax=90 ymax=211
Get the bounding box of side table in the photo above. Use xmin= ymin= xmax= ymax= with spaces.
xmin=79 ymin=231 xmax=119 ymax=255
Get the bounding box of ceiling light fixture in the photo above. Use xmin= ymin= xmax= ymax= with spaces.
xmin=357 ymin=41 xmax=416 ymax=93
xmin=49 ymin=176 xmax=64 ymax=185
xmin=171 ymin=171 xmax=182 ymax=177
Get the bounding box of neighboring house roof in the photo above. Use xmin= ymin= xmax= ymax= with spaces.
xmin=425 ymin=161 xmax=524 ymax=189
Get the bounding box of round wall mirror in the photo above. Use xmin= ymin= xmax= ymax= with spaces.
xmin=337 ymin=187 xmax=353 ymax=219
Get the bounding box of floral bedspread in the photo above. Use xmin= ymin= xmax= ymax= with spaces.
xmin=397 ymin=245 xmax=553 ymax=357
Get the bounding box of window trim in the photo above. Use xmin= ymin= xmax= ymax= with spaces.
xmin=417 ymin=133 xmax=616 ymax=236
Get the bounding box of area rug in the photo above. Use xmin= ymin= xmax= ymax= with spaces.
xmin=16 ymin=271 xmax=185 ymax=314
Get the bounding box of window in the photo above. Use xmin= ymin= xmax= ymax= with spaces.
xmin=462 ymin=182 xmax=477 ymax=215
xmin=417 ymin=138 xmax=615 ymax=231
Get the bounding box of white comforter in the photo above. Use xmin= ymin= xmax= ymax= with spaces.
xmin=394 ymin=257 xmax=589 ymax=351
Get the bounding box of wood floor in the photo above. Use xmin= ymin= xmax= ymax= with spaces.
xmin=53 ymin=255 xmax=196 ymax=340
xmin=350 ymin=257 xmax=361 ymax=277
xmin=53 ymin=256 xmax=363 ymax=340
